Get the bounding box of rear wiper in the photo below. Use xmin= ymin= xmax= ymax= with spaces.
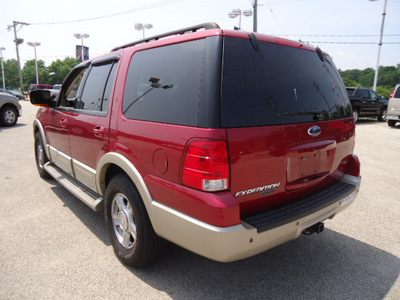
xmin=276 ymin=110 xmax=326 ymax=117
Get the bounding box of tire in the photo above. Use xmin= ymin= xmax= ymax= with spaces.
xmin=388 ymin=120 xmax=396 ymax=127
xmin=378 ymin=109 xmax=387 ymax=122
xmin=104 ymin=174 xmax=167 ymax=267
xmin=0 ymin=105 xmax=18 ymax=127
xmin=34 ymin=132 xmax=51 ymax=178
xmin=353 ymin=109 xmax=359 ymax=123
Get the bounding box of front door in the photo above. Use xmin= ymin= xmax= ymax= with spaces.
xmin=45 ymin=66 xmax=88 ymax=175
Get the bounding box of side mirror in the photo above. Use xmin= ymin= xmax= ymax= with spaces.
xmin=30 ymin=90 xmax=55 ymax=108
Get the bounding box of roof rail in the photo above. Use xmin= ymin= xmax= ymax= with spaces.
xmin=112 ymin=22 xmax=220 ymax=51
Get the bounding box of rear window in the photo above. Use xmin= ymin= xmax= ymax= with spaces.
xmin=221 ymin=37 xmax=352 ymax=127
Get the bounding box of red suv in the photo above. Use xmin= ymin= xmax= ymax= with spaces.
xmin=30 ymin=23 xmax=361 ymax=267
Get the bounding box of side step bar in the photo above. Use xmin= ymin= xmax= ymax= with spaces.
xmin=44 ymin=163 xmax=104 ymax=212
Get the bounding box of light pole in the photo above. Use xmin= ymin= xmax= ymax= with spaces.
xmin=135 ymin=23 xmax=153 ymax=39
xmin=73 ymin=33 xmax=90 ymax=61
xmin=228 ymin=9 xmax=253 ymax=30
xmin=27 ymin=42 xmax=41 ymax=85
xmin=0 ymin=47 xmax=5 ymax=89
xmin=370 ymin=0 xmax=388 ymax=92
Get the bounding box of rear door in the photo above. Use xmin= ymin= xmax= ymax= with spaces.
xmin=67 ymin=57 xmax=119 ymax=192
xmin=221 ymin=35 xmax=354 ymax=216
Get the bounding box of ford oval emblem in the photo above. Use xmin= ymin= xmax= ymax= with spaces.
xmin=308 ymin=126 xmax=322 ymax=137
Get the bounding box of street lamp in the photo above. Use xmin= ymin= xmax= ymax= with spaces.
xmin=27 ymin=42 xmax=41 ymax=85
xmin=73 ymin=33 xmax=90 ymax=61
xmin=228 ymin=9 xmax=253 ymax=30
xmin=0 ymin=47 xmax=5 ymax=89
xmin=370 ymin=0 xmax=388 ymax=91
xmin=135 ymin=23 xmax=153 ymax=39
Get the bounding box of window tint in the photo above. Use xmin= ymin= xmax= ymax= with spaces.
xmin=78 ymin=62 xmax=117 ymax=111
xmin=221 ymin=37 xmax=352 ymax=127
xmin=123 ymin=39 xmax=206 ymax=126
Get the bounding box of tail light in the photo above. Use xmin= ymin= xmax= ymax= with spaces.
xmin=339 ymin=154 xmax=361 ymax=177
xmin=390 ymin=90 xmax=395 ymax=98
xmin=182 ymin=140 xmax=229 ymax=192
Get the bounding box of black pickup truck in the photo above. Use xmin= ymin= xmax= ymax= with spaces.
xmin=346 ymin=87 xmax=387 ymax=122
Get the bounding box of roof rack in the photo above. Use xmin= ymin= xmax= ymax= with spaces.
xmin=112 ymin=22 xmax=220 ymax=51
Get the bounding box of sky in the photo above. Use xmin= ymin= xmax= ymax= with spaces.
xmin=0 ymin=0 xmax=399 ymax=72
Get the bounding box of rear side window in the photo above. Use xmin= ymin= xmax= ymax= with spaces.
xmin=123 ymin=39 xmax=206 ymax=126
xmin=78 ymin=62 xmax=118 ymax=112
xmin=221 ymin=37 xmax=352 ymax=127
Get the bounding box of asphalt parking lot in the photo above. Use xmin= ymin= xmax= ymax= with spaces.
xmin=1 ymin=100 xmax=399 ymax=299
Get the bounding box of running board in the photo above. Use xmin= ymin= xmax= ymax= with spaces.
xmin=44 ymin=163 xmax=104 ymax=212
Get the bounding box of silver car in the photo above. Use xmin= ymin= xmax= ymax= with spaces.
xmin=0 ymin=92 xmax=22 ymax=127
xmin=387 ymin=84 xmax=400 ymax=127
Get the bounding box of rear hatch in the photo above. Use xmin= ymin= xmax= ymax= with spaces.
xmin=221 ymin=33 xmax=355 ymax=216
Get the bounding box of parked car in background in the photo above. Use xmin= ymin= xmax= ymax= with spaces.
xmin=0 ymin=92 xmax=22 ymax=127
xmin=28 ymin=84 xmax=53 ymax=93
xmin=0 ymin=89 xmax=26 ymax=100
xmin=48 ymin=84 xmax=62 ymax=99
xmin=346 ymin=87 xmax=387 ymax=122
xmin=387 ymin=84 xmax=400 ymax=127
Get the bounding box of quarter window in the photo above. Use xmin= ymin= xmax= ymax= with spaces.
xmin=123 ymin=39 xmax=206 ymax=126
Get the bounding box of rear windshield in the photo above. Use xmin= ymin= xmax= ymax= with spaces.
xmin=346 ymin=88 xmax=356 ymax=96
xmin=221 ymin=37 xmax=352 ymax=127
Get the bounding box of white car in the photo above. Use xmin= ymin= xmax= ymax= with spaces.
xmin=0 ymin=92 xmax=22 ymax=127
xmin=387 ymin=84 xmax=400 ymax=127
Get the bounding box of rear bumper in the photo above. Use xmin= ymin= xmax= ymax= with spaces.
xmin=150 ymin=174 xmax=361 ymax=262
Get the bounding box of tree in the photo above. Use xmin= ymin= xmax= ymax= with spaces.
xmin=341 ymin=77 xmax=360 ymax=87
xmin=339 ymin=64 xmax=400 ymax=97
xmin=1 ymin=59 xmax=20 ymax=90
xmin=47 ymin=58 xmax=79 ymax=85
xmin=22 ymin=59 xmax=47 ymax=90
xmin=20 ymin=57 xmax=80 ymax=89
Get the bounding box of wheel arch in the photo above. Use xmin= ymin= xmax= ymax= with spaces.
xmin=33 ymin=119 xmax=51 ymax=160
xmin=0 ymin=102 xmax=19 ymax=112
xmin=97 ymin=153 xmax=154 ymax=212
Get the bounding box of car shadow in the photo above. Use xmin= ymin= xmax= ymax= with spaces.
xmin=0 ymin=122 xmax=27 ymax=131
xmin=133 ymin=231 xmax=399 ymax=300
xmin=355 ymin=119 xmax=382 ymax=125
xmin=48 ymin=181 xmax=110 ymax=246
xmin=48 ymin=180 xmax=399 ymax=299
